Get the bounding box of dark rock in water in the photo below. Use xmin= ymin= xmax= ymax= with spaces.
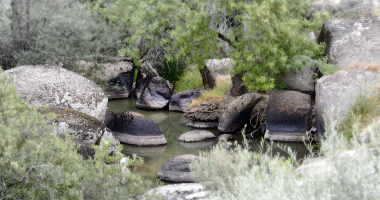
xmin=110 ymin=111 xmax=167 ymax=146
xmin=136 ymin=76 xmax=174 ymax=110
xmin=143 ymin=183 xmax=208 ymax=200
xmin=2 ymin=65 xmax=108 ymax=121
xmin=179 ymin=141 xmax=216 ymax=150
xmin=200 ymin=65 xmax=216 ymax=90
xmin=226 ymin=72 xmax=248 ymax=97
xmin=178 ymin=130 xmax=216 ymax=142
xmin=315 ymin=69 xmax=380 ymax=138
xmin=38 ymin=106 xmax=120 ymax=158
xmin=104 ymin=61 xmax=135 ymax=99
xmin=318 ymin=16 xmax=380 ymax=68
xmin=265 ymin=90 xmax=312 ymax=142
xmin=104 ymin=108 xmax=115 ymax=128
xmin=135 ymin=67 xmax=154 ymax=99
xmin=169 ymin=88 xmax=204 ymax=112
xmin=218 ymin=93 xmax=263 ymax=134
xmin=186 ymin=121 xmax=219 ymax=129
xmin=218 ymin=134 xmax=236 ymax=141
xmin=157 ymin=154 xmax=199 ymax=183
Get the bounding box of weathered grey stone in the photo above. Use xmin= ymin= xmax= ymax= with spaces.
xmin=186 ymin=121 xmax=219 ymax=129
xmin=38 ymin=106 xmax=120 ymax=158
xmin=157 ymin=154 xmax=199 ymax=183
xmin=3 ymin=65 xmax=107 ymax=121
xmin=265 ymin=90 xmax=312 ymax=142
xmin=218 ymin=134 xmax=236 ymax=141
xmin=316 ymin=69 xmax=380 ymax=138
xmin=136 ymin=76 xmax=174 ymax=110
xmin=219 ymin=93 xmax=263 ymax=134
xmin=169 ymin=88 xmax=204 ymax=112
xmin=103 ymin=61 xmax=135 ymax=99
xmin=99 ymin=128 xmax=121 ymax=156
xmin=108 ymin=111 xmax=167 ymax=146
xmin=281 ymin=67 xmax=316 ymax=93
xmin=135 ymin=67 xmax=154 ymax=99
xmin=184 ymin=96 xmax=235 ymax=121
xmin=318 ymin=16 xmax=380 ymax=68
xmin=226 ymin=73 xmax=249 ymax=97
xmin=178 ymin=130 xmax=216 ymax=142
xmin=143 ymin=183 xmax=208 ymax=200
xmin=314 ymin=0 xmax=379 ymax=16
xmin=205 ymin=58 xmax=233 ymax=76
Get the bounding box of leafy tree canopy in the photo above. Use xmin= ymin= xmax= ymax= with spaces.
xmin=95 ymin=0 xmax=328 ymax=90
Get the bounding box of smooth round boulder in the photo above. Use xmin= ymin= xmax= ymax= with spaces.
xmin=2 ymin=65 xmax=107 ymax=121
xmin=218 ymin=93 xmax=264 ymax=134
xmin=178 ymin=130 xmax=216 ymax=142
xmin=157 ymin=154 xmax=199 ymax=183
xmin=109 ymin=111 xmax=167 ymax=146
xmin=169 ymin=88 xmax=204 ymax=112
xmin=136 ymin=76 xmax=174 ymax=110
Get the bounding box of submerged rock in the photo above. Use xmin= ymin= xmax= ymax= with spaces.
xmin=265 ymin=90 xmax=312 ymax=142
xmin=157 ymin=154 xmax=199 ymax=183
xmin=136 ymin=76 xmax=174 ymax=110
xmin=2 ymin=65 xmax=108 ymax=121
xmin=169 ymin=88 xmax=204 ymax=112
xmin=178 ymin=130 xmax=216 ymax=142
xmin=108 ymin=111 xmax=167 ymax=146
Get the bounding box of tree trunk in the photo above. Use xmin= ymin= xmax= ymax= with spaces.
xmin=200 ymin=65 xmax=216 ymax=90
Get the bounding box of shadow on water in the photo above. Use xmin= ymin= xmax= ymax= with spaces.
xmin=107 ymin=97 xmax=310 ymax=183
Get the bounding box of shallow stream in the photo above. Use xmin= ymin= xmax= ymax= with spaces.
xmin=107 ymin=98 xmax=310 ymax=183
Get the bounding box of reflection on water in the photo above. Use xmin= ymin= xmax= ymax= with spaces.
xmin=107 ymin=98 xmax=310 ymax=183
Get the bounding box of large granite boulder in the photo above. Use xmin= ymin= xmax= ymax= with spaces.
xmin=226 ymin=72 xmax=249 ymax=97
xmin=157 ymin=154 xmax=199 ymax=183
xmin=38 ymin=106 xmax=120 ymax=158
xmin=281 ymin=67 xmax=316 ymax=93
xmin=265 ymin=90 xmax=312 ymax=142
xmin=318 ymin=16 xmax=380 ymax=69
xmin=314 ymin=0 xmax=379 ymax=16
xmin=143 ymin=183 xmax=208 ymax=200
xmin=134 ymin=67 xmax=154 ymax=99
xmin=218 ymin=93 xmax=264 ymax=134
xmin=315 ymin=69 xmax=380 ymax=138
xmin=107 ymin=111 xmax=167 ymax=146
xmin=178 ymin=130 xmax=216 ymax=142
xmin=169 ymin=88 xmax=204 ymax=112
xmin=2 ymin=65 xmax=107 ymax=121
xmin=136 ymin=76 xmax=174 ymax=110
xmin=103 ymin=61 xmax=135 ymax=99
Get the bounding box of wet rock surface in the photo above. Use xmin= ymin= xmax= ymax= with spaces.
xmin=3 ymin=65 xmax=108 ymax=121
xmin=107 ymin=111 xmax=167 ymax=146
xmin=218 ymin=93 xmax=264 ymax=134
xmin=169 ymin=88 xmax=204 ymax=112
xmin=178 ymin=130 xmax=216 ymax=142
xmin=136 ymin=76 xmax=174 ymax=110
xmin=316 ymin=69 xmax=380 ymax=138
xmin=265 ymin=90 xmax=312 ymax=142
xmin=318 ymin=16 xmax=380 ymax=68
xmin=157 ymin=154 xmax=199 ymax=183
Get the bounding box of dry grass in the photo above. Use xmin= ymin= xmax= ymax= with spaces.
xmin=346 ymin=60 xmax=380 ymax=73
xmin=188 ymin=75 xmax=231 ymax=107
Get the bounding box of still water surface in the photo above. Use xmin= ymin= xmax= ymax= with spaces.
xmin=107 ymin=98 xmax=309 ymax=183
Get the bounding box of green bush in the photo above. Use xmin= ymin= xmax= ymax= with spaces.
xmin=0 ymin=71 xmax=152 ymax=199
xmin=191 ymin=112 xmax=380 ymax=199
xmin=174 ymin=65 xmax=204 ymax=92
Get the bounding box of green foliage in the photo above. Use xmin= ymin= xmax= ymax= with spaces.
xmin=191 ymin=115 xmax=380 ymax=199
xmin=189 ymin=77 xmax=231 ymax=107
xmin=171 ymin=0 xmax=329 ymax=91
xmin=0 ymin=71 xmax=152 ymax=199
xmin=174 ymin=65 xmax=204 ymax=92
xmin=155 ymin=58 xmax=186 ymax=84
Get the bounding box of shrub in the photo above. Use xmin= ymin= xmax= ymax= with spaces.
xmin=191 ymin=111 xmax=380 ymax=199
xmin=155 ymin=58 xmax=186 ymax=84
xmin=0 ymin=71 xmax=152 ymax=199
xmin=174 ymin=65 xmax=204 ymax=92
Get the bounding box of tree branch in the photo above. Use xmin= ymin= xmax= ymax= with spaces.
xmin=217 ymin=32 xmax=236 ymax=49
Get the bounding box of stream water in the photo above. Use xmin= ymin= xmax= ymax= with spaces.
xmin=107 ymin=98 xmax=310 ymax=183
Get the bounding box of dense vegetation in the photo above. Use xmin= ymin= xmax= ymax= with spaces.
xmin=0 ymin=71 xmax=153 ymax=199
